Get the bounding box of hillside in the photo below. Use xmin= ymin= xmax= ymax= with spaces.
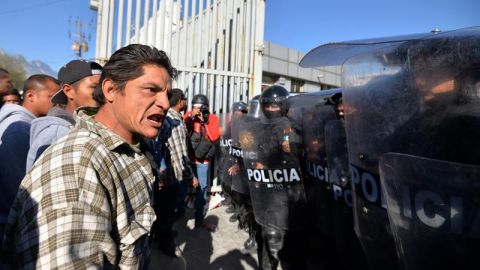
xmin=0 ymin=48 xmax=56 ymax=88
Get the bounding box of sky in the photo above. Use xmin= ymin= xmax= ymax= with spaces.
xmin=0 ymin=0 xmax=479 ymax=73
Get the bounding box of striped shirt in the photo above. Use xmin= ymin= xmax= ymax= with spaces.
xmin=1 ymin=107 xmax=157 ymax=269
xmin=163 ymin=109 xmax=194 ymax=182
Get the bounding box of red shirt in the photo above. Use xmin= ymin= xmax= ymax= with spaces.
xmin=184 ymin=111 xmax=220 ymax=142
xmin=184 ymin=111 xmax=220 ymax=163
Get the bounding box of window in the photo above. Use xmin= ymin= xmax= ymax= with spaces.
xmin=291 ymin=79 xmax=305 ymax=93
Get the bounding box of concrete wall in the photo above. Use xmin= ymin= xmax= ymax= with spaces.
xmin=262 ymin=41 xmax=341 ymax=92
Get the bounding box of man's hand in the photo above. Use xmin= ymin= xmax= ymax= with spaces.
xmin=227 ymin=164 xmax=240 ymax=176
xmin=192 ymin=109 xmax=204 ymax=122
xmin=192 ymin=176 xmax=199 ymax=189
xmin=196 ymin=113 xmax=205 ymax=122
xmin=255 ymin=162 xmax=265 ymax=170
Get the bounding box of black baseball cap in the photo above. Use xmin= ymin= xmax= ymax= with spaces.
xmin=51 ymin=60 xmax=102 ymax=104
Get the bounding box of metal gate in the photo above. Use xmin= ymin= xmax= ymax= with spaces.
xmin=91 ymin=0 xmax=265 ymax=113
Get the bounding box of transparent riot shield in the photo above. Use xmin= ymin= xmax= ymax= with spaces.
xmin=229 ymin=112 xmax=249 ymax=195
xmin=300 ymin=103 xmax=337 ymax=235
xmin=380 ymin=153 xmax=480 ymax=270
xmin=217 ymin=113 xmax=233 ymax=190
xmin=298 ymin=26 xmax=480 ymax=270
xmin=325 ymin=120 xmax=367 ymax=270
xmin=341 ymin=31 xmax=480 ymax=270
xmin=240 ymin=116 xmax=307 ymax=231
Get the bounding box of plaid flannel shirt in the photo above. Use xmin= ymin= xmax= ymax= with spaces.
xmin=164 ymin=109 xmax=193 ymax=182
xmin=1 ymin=107 xmax=157 ymax=269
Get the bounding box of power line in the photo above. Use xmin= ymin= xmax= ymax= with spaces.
xmin=0 ymin=0 xmax=70 ymax=16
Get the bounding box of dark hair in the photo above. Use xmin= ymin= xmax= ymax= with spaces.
xmin=22 ymin=74 xmax=59 ymax=98
xmin=3 ymin=88 xmax=20 ymax=97
xmin=93 ymin=44 xmax=177 ymax=106
xmin=0 ymin=68 xmax=10 ymax=79
xmin=169 ymin=88 xmax=185 ymax=107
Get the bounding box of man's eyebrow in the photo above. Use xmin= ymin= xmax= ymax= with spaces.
xmin=141 ymin=83 xmax=165 ymax=89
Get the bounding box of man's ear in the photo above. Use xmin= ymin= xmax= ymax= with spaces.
xmin=102 ymin=79 xmax=116 ymax=103
xmin=24 ymin=89 xmax=35 ymax=102
xmin=63 ymin=84 xmax=74 ymax=100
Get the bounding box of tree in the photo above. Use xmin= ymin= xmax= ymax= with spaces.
xmin=0 ymin=53 xmax=27 ymax=89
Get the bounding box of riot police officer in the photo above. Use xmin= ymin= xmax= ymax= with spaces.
xmin=226 ymin=101 xmax=248 ymax=221
xmin=241 ymin=86 xmax=307 ymax=269
xmin=227 ymin=101 xmax=260 ymax=252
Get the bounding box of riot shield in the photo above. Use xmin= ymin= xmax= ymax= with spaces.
xmin=380 ymin=153 xmax=480 ymax=270
xmin=217 ymin=113 xmax=233 ymax=190
xmin=230 ymin=112 xmax=249 ymax=195
xmin=298 ymin=26 xmax=480 ymax=270
xmin=240 ymin=116 xmax=307 ymax=231
xmin=325 ymin=120 xmax=367 ymax=270
xmin=341 ymin=31 xmax=480 ymax=270
xmin=298 ymin=99 xmax=337 ymax=235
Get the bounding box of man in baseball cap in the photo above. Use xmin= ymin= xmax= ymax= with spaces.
xmin=26 ymin=60 xmax=102 ymax=170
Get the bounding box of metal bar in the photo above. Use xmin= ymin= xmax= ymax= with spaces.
xmin=224 ymin=0 xmax=231 ymax=72
xmin=126 ymin=0 xmax=133 ymax=44
xmin=201 ymin=1 xmax=209 ymax=99
xmin=174 ymin=0 xmax=181 ymax=65
xmin=252 ymin=0 xmax=264 ymax=96
xmin=176 ymin=67 xmax=248 ymax=77
xmin=243 ymin=77 xmax=248 ymax=101
xmin=249 ymin=0 xmax=256 ymax=96
xmin=222 ymin=0 xmax=232 ymax=113
xmin=208 ymin=0 xmax=216 ymax=112
xmin=222 ymin=75 xmax=228 ymax=114
xmin=143 ymin=0 xmax=150 ymax=44
xmin=107 ymin=0 xmax=115 ymax=55
xmin=134 ymin=0 xmax=141 ymax=43
xmin=183 ymin=0 xmax=190 ymax=67
xmin=191 ymin=0 xmax=197 ymax=66
xmin=151 ymin=0 xmax=158 ymax=47
xmin=99 ymin=0 xmax=110 ymax=59
xmin=94 ymin=0 xmax=103 ymax=60
xmin=215 ymin=75 xmax=221 ymax=113
xmin=157 ymin=0 xmax=166 ymax=49
xmin=244 ymin=0 xmax=251 ymax=76
xmin=228 ymin=75 xmax=234 ymax=108
xmin=216 ymin=0 xmax=224 ymax=73
xmin=166 ymin=0 xmax=174 ymax=54
xmin=198 ymin=0 xmax=204 ymax=68
xmin=205 ymin=0 xmax=211 ymax=69
xmin=194 ymin=73 xmax=200 ymax=98
xmin=116 ymin=0 xmax=124 ymax=50
xmin=187 ymin=72 xmax=193 ymax=110
xmin=211 ymin=0 xmax=217 ymax=69
xmin=237 ymin=0 xmax=244 ymax=73
xmin=230 ymin=0 xmax=238 ymax=73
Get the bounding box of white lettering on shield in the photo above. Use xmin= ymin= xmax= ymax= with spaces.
xmin=306 ymin=162 xmax=329 ymax=183
xmin=246 ymin=168 xmax=301 ymax=183
xmin=395 ymin=187 xmax=480 ymax=238
xmin=220 ymin=139 xmax=232 ymax=147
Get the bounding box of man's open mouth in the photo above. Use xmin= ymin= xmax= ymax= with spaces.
xmin=147 ymin=114 xmax=164 ymax=125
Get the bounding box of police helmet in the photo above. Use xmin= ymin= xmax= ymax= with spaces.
xmin=231 ymin=101 xmax=248 ymax=113
xmin=260 ymin=85 xmax=290 ymax=118
xmin=191 ymin=94 xmax=209 ymax=107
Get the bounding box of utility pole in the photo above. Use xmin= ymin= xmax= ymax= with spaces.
xmin=69 ymin=17 xmax=90 ymax=60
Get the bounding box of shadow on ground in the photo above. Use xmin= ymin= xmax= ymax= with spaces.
xmin=151 ymin=206 xmax=258 ymax=270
